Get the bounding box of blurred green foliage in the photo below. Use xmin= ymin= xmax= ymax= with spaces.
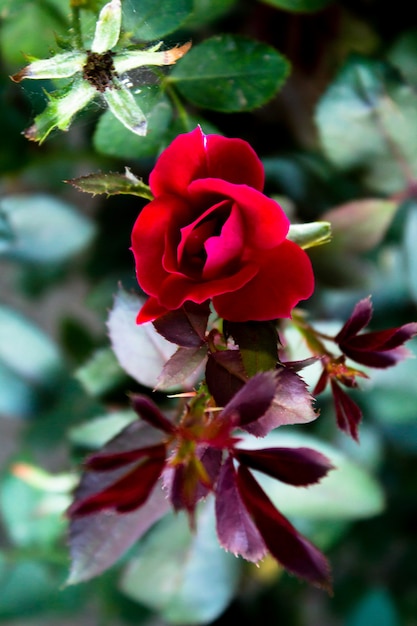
xmin=1 ymin=0 xmax=417 ymax=624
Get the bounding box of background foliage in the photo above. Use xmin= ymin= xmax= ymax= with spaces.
xmin=1 ymin=0 xmax=417 ymax=624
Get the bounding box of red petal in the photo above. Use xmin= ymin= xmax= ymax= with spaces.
xmin=188 ymin=179 xmax=289 ymax=249
xmin=131 ymin=194 xmax=191 ymax=298
xmin=150 ymin=127 xmax=265 ymax=197
xmin=212 ymin=240 xmax=314 ymax=322
xmin=136 ymin=297 xmax=170 ymax=324
xmin=237 ymin=465 xmax=332 ymax=590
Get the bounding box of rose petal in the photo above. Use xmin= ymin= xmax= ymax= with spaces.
xmin=150 ymin=127 xmax=265 ymax=197
xmin=212 ymin=240 xmax=314 ymax=322
xmin=131 ymin=194 xmax=190 ymax=297
xmin=189 ymin=179 xmax=289 ymax=249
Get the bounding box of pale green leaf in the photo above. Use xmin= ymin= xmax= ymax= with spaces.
xmin=0 ymin=194 xmax=95 ymax=264
xmin=120 ymin=502 xmax=240 ymax=624
xmin=107 ymin=287 xmax=177 ymax=389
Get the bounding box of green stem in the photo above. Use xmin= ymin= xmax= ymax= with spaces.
xmin=164 ymin=81 xmax=191 ymax=132
xmin=71 ymin=5 xmax=84 ymax=49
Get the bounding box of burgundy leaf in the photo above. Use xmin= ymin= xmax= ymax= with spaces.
xmin=234 ymin=446 xmax=334 ymax=486
xmin=215 ymin=457 xmax=267 ymax=562
xmin=243 ymin=368 xmax=317 ymax=436
xmin=339 ymin=323 xmax=417 ymax=368
xmin=330 ymin=379 xmax=362 ymax=441
xmin=221 ymin=371 xmax=278 ymax=427
xmin=236 ymin=465 xmax=332 ymax=590
xmin=130 ymin=394 xmax=175 ymax=433
xmin=85 ymin=443 xmax=167 ymax=471
xmin=68 ymin=483 xmax=169 ymax=583
xmin=155 ymin=345 xmax=207 ymax=390
xmin=335 ymin=297 xmax=373 ymax=343
xmin=167 ymin=445 xmax=222 ymax=513
xmin=68 ymin=446 xmax=166 ymax=516
xmin=152 ymin=300 xmax=210 ymax=347
xmin=205 ymin=350 xmax=247 ymax=406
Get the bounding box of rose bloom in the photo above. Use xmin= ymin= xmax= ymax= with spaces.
xmin=131 ymin=127 xmax=314 ymax=323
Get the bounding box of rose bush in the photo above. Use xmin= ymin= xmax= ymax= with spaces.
xmin=131 ymin=127 xmax=314 ymax=323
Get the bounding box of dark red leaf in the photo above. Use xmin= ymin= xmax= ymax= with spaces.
xmin=236 ymin=465 xmax=332 ymax=591
xmin=85 ymin=443 xmax=167 ymax=471
xmin=215 ymin=457 xmax=267 ymax=562
xmin=330 ymin=379 xmax=362 ymax=441
xmin=221 ymin=371 xmax=278 ymax=427
xmin=243 ymin=368 xmax=317 ymax=436
xmin=234 ymin=446 xmax=334 ymax=486
xmin=205 ymin=350 xmax=247 ymax=406
xmin=167 ymin=445 xmax=222 ymax=514
xmin=155 ymin=345 xmax=207 ymax=390
xmin=335 ymin=297 xmax=373 ymax=343
xmin=68 ymin=446 xmax=166 ymax=517
xmin=68 ymin=484 xmax=169 ymax=583
xmin=130 ymin=394 xmax=175 ymax=433
xmin=340 ymin=323 xmax=417 ymax=368
xmin=152 ymin=300 xmax=210 ymax=347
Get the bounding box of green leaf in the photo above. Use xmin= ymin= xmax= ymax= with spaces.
xmin=170 ymin=34 xmax=290 ymax=112
xmin=94 ymin=88 xmax=173 ymax=159
xmin=240 ymin=431 xmax=385 ymax=519
xmin=403 ymin=202 xmax=417 ymax=303
xmin=68 ymin=168 xmax=153 ymax=199
xmin=0 ymin=0 xmax=68 ymax=68
xmin=0 ymin=469 xmax=66 ymax=548
xmin=0 ymin=194 xmax=95 ymax=264
xmin=0 ymin=211 xmax=14 ymax=253
xmin=259 ymin=0 xmax=333 ymax=12
xmin=0 ymin=559 xmax=57 ymax=618
xmin=346 ymin=588 xmax=400 ymax=626
xmin=321 ymin=199 xmax=399 ymax=252
xmin=0 ymin=361 xmax=34 ymax=417
xmin=74 ymin=347 xmax=128 ymax=397
xmin=288 ymin=221 xmax=332 ymax=249
xmin=315 ymin=56 xmax=417 ymax=194
xmin=68 ymin=410 xmax=138 ymax=449
xmin=120 ymin=502 xmax=240 ymax=624
xmin=0 ymin=306 xmax=63 ymax=388
xmin=388 ymin=29 xmax=417 ymax=88
xmin=107 ymin=287 xmax=177 ymax=389
xmin=225 ymin=321 xmax=279 ymax=377
xmin=183 ymin=0 xmax=237 ymax=27
xmin=123 ymin=0 xmax=193 ymax=40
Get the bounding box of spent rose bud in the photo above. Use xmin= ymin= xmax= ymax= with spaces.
xmin=131 ymin=127 xmax=314 ymax=324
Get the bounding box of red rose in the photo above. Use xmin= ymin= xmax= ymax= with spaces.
xmin=131 ymin=127 xmax=314 ymax=323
